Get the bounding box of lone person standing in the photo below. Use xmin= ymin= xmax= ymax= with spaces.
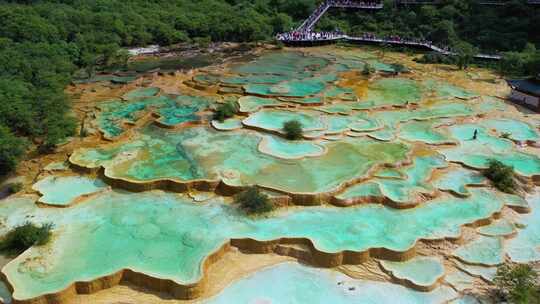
xmin=472 ymin=129 xmax=478 ymax=140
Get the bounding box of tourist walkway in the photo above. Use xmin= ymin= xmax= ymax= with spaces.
xmin=279 ymin=0 xmax=505 ymax=60
xmin=276 ymin=33 xmax=501 ymax=60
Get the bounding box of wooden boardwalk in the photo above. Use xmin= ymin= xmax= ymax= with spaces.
xmin=278 ymin=35 xmax=501 ymax=60
xmin=281 ymin=0 xmax=509 ymax=60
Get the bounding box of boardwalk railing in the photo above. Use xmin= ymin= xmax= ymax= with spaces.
xmin=476 ymin=0 xmax=508 ymax=5
xmin=396 ymin=0 xmax=437 ymax=4
xmin=296 ymin=0 xmax=383 ymax=31
xmin=277 ymin=34 xmax=502 ymax=60
xmin=282 ymin=0 xmax=530 ymax=59
xmin=398 ymin=0 xmax=537 ymax=4
xmin=296 ymin=1 xmax=331 ymax=31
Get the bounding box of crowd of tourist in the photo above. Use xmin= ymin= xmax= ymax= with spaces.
xmin=278 ymin=0 xmax=455 ymax=54
xmin=276 ymin=30 xmax=344 ymax=41
xmin=277 ymin=29 xmax=454 ymax=53
xmin=277 ymin=30 xmax=455 ymax=55
xmin=330 ymin=0 xmax=384 ymax=8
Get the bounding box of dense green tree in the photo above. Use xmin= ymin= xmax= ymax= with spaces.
xmin=0 ymin=8 xmax=59 ymax=43
xmin=0 ymin=126 xmax=27 ymax=176
xmin=319 ymin=0 xmax=538 ymax=52
xmin=454 ymin=41 xmax=477 ymax=70
xmin=270 ymin=13 xmax=294 ymax=33
xmin=500 ymin=52 xmax=529 ymax=76
xmin=498 ymin=44 xmax=540 ymax=76
xmin=429 ymin=20 xmax=458 ymax=46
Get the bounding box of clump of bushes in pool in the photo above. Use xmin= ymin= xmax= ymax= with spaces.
xmin=390 ymin=63 xmax=408 ymax=75
xmin=283 ymin=120 xmax=303 ymax=140
xmin=234 ymin=187 xmax=274 ymax=214
xmin=494 ymin=263 xmax=539 ymax=304
xmin=362 ymin=63 xmax=375 ymax=76
xmin=484 ymin=159 xmax=516 ymax=193
xmin=213 ymin=101 xmax=238 ymax=122
xmin=0 ymin=222 xmax=54 ymax=254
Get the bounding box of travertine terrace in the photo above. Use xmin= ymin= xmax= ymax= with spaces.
xmin=2 ymin=46 xmax=540 ymax=304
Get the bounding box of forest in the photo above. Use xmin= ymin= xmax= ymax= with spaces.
xmin=0 ymin=0 xmax=539 ymax=176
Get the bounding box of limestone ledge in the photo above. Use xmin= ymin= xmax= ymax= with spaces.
xmin=69 ymin=147 xmax=536 ymax=212
xmin=1 ymin=207 xmax=503 ymax=304
xmin=69 ymin=150 xmax=414 ymax=207
xmin=96 ymin=103 xmax=210 ymax=141
xmin=378 ymin=259 xmax=445 ymax=292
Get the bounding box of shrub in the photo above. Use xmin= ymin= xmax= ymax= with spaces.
xmin=0 ymin=222 xmax=54 ymax=254
xmin=495 ymin=264 xmax=540 ymax=304
xmin=484 ymin=159 xmax=517 ymax=193
xmin=415 ymin=52 xmax=456 ymax=65
xmin=283 ymin=120 xmax=303 ymax=140
xmin=234 ymin=187 xmax=273 ymax=215
xmin=213 ymin=102 xmax=238 ymax=122
xmin=193 ymin=36 xmax=211 ymax=49
xmin=7 ymin=182 xmax=23 ymax=194
xmin=390 ymin=63 xmax=408 ymax=74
